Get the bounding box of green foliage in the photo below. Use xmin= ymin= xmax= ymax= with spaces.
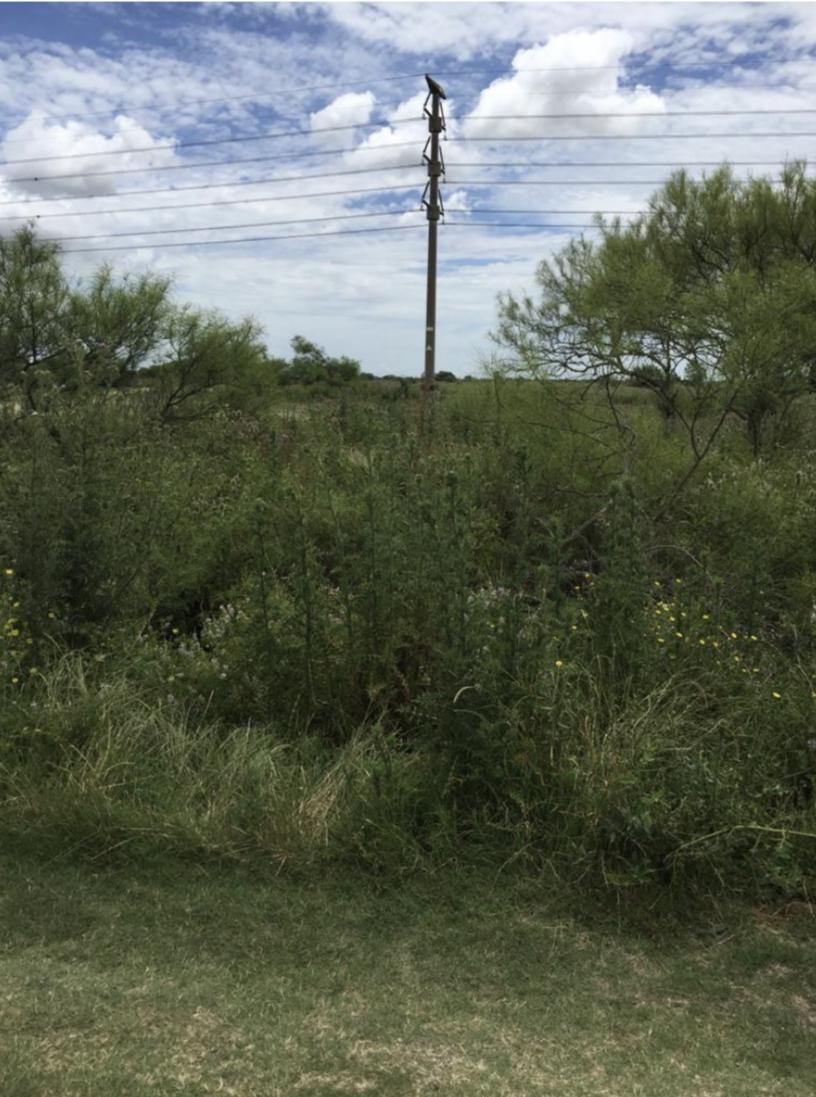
xmin=1 ymin=219 xmax=816 ymax=900
xmin=495 ymin=163 xmax=816 ymax=460
xmin=279 ymin=335 xmax=361 ymax=386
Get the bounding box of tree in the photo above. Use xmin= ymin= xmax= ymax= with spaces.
xmin=64 ymin=265 xmax=172 ymax=390
xmin=494 ymin=163 xmax=816 ymax=461
xmin=0 ymin=227 xmax=70 ymax=411
xmin=0 ymin=227 xmax=273 ymax=421
xmin=150 ymin=307 xmax=270 ymax=421
xmin=279 ymin=336 xmax=360 ymax=386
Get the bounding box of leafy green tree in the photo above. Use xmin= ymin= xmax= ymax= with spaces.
xmin=494 ymin=163 xmax=816 ymax=460
xmin=64 ymin=265 xmax=171 ymax=390
xmin=279 ymin=335 xmax=360 ymax=386
xmin=149 ymin=307 xmax=270 ymax=421
xmin=0 ymin=227 xmax=70 ymax=411
xmin=0 ymin=227 xmax=275 ymax=421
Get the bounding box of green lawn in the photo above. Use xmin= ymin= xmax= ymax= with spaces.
xmin=1 ymin=847 xmax=814 ymax=1097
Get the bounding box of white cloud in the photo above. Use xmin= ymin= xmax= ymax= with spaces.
xmin=310 ymin=91 xmax=376 ymax=132
xmin=0 ymin=113 xmax=179 ymax=198
xmin=463 ymin=31 xmax=666 ymax=140
xmin=2 ymin=4 xmax=816 ymax=375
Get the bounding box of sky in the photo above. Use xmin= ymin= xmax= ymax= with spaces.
xmin=1 ymin=1 xmax=816 ymax=376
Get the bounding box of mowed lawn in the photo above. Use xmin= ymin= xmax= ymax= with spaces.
xmin=1 ymin=846 xmax=814 ymax=1097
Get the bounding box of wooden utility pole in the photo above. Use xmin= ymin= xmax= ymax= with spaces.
xmin=422 ymin=74 xmax=446 ymax=399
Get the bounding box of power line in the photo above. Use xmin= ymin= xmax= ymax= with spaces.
xmin=0 ymin=162 xmax=421 ymax=209
xmin=6 ymin=54 xmax=795 ymax=128
xmin=4 ymin=111 xmax=813 ymax=170
xmin=10 ymin=162 xmax=422 ymax=201
xmin=43 ymin=208 xmax=423 ymax=243
xmin=59 ymin=222 xmax=426 ymax=255
xmin=466 ymin=208 xmax=639 ymax=214
xmin=16 ymin=72 xmax=434 ymax=124
xmin=450 ymin=130 xmax=816 ymax=143
xmin=0 ymin=116 xmax=422 ymax=167
xmin=459 ymin=108 xmax=816 ymax=121
xmin=446 ymin=159 xmax=811 ymax=168
xmin=1 ymin=165 xmax=798 ymax=224
xmin=0 ymin=182 xmax=424 ymax=222
xmin=446 ymin=221 xmax=602 ymax=229
xmin=3 ymin=153 xmax=807 ymax=211
xmin=2 ymin=141 xmax=420 ymax=185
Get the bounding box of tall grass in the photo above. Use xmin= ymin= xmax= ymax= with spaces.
xmin=0 ymin=383 xmax=815 ymax=894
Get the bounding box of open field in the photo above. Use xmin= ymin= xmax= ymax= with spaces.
xmin=1 ymin=845 xmax=815 ymax=1097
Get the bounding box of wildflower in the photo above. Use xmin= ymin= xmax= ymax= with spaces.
xmin=702 ymin=613 xmax=710 ymax=621
xmin=47 ymin=612 xmax=55 ymax=620
xmin=674 ymin=578 xmax=682 ymax=584
xmin=675 ymin=631 xmax=683 ymax=639
xmin=730 ymin=632 xmax=737 ymax=640
xmin=750 ymin=635 xmax=758 ymax=642
xmin=555 ymin=660 xmax=564 ymax=668
xmin=656 ymin=637 xmax=665 ymax=645
xmin=3 ymin=568 xmax=13 ymax=577
xmin=772 ymin=691 xmax=781 ymax=700
xmin=11 ymin=677 xmax=18 ymax=684
xmin=653 ymin=580 xmax=661 ymax=588
xmin=171 ymin=628 xmax=179 ymax=635
xmin=698 ymin=638 xmax=706 ymax=646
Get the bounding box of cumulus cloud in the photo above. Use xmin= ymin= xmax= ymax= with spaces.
xmin=463 ymin=31 xmax=666 ymax=140
xmin=310 ymin=91 xmax=376 ymax=132
xmin=0 ymin=112 xmax=179 ymax=198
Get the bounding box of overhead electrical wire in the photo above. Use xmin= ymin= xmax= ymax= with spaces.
xmin=0 ymin=115 xmax=423 ymax=167
xmin=1 ymin=141 xmax=420 ymax=184
xmin=59 ymin=221 xmax=426 ymax=254
xmin=450 ymin=130 xmax=816 ymax=142
xmin=43 ymin=205 xmax=648 ymax=246
xmin=3 ymin=108 xmax=814 ymax=168
xmin=0 ymin=163 xmax=801 ymax=224
xmin=445 ymin=158 xmax=811 ymax=168
xmin=0 ymin=182 xmax=425 ymax=222
xmin=457 ymin=108 xmax=816 ymax=121
xmin=52 ymin=215 xmax=645 ymax=256
xmin=31 ymin=207 xmax=646 ymax=242
xmin=7 ymin=54 xmax=795 ymax=128
xmin=43 ymin=208 xmax=424 ymax=242
xmin=0 ymin=163 xmax=422 ymax=209
xmin=1 ymin=153 xmax=808 ymax=211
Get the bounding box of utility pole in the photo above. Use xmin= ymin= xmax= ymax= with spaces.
xmin=422 ymin=74 xmax=446 ymax=401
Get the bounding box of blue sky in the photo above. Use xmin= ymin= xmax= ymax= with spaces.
xmin=1 ymin=2 xmax=816 ymax=375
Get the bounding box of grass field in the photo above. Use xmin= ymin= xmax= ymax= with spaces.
xmin=1 ymin=845 xmax=814 ymax=1097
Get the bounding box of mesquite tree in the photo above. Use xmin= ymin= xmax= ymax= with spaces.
xmin=494 ymin=164 xmax=816 ymax=463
